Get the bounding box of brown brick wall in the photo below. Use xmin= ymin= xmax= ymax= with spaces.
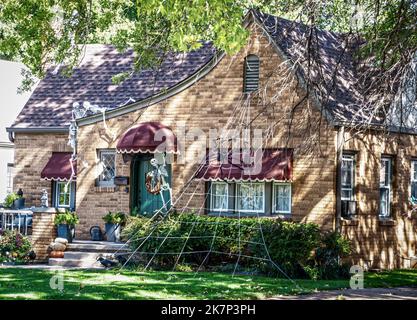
xmin=342 ymin=130 xmax=417 ymax=269
xmin=13 ymin=133 xmax=70 ymax=207
xmin=14 ymin=23 xmax=417 ymax=270
xmin=74 ymin=23 xmax=336 ymax=237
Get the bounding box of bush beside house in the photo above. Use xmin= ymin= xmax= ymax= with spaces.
xmin=122 ymin=213 xmax=351 ymax=279
xmin=0 ymin=230 xmax=32 ymax=264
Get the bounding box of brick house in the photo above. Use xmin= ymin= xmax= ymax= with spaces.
xmin=6 ymin=11 xmax=417 ymax=269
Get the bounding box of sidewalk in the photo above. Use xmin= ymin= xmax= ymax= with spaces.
xmin=271 ymin=287 xmax=417 ymax=300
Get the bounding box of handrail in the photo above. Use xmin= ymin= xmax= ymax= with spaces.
xmin=0 ymin=209 xmax=33 ymax=236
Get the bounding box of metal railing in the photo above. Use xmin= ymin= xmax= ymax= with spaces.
xmin=0 ymin=209 xmax=33 ymax=236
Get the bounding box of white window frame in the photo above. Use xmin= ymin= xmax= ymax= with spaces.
xmin=55 ymin=181 xmax=72 ymax=208
xmin=97 ymin=149 xmax=116 ymax=187
xmin=379 ymin=157 xmax=392 ymax=218
xmin=272 ymin=183 xmax=292 ymax=214
xmin=411 ymin=160 xmax=417 ymax=200
xmin=341 ymin=154 xmax=355 ymax=201
xmin=209 ymin=181 xmax=229 ymax=212
xmin=235 ymin=182 xmax=265 ymax=214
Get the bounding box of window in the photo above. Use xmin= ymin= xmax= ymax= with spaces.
xmin=98 ymin=150 xmax=116 ymax=186
xmin=411 ymin=160 xmax=417 ymax=200
xmin=236 ymin=182 xmax=265 ymax=213
xmin=54 ymin=181 xmax=74 ymax=208
xmin=6 ymin=163 xmax=13 ymax=194
xmin=273 ymin=183 xmax=291 ymax=214
xmin=210 ymin=182 xmax=229 ymax=212
xmin=380 ymin=157 xmax=392 ymax=217
xmin=243 ymin=54 xmax=260 ymax=93
xmin=341 ymin=154 xmax=355 ymax=201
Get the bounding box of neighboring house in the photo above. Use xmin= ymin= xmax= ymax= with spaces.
xmin=0 ymin=60 xmax=34 ymax=202
xmin=6 ymin=11 xmax=417 ymax=269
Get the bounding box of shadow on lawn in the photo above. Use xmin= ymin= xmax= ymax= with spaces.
xmin=3 ymin=268 xmax=415 ymax=300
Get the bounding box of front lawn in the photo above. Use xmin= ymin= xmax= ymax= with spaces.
xmin=0 ymin=268 xmax=416 ymax=300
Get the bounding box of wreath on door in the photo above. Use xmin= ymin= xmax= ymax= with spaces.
xmin=145 ymin=172 xmax=162 ymax=195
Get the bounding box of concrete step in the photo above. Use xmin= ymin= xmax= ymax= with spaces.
xmin=63 ymin=251 xmax=113 ymax=260
xmin=66 ymin=240 xmax=130 ymax=253
xmin=48 ymin=258 xmax=103 ymax=268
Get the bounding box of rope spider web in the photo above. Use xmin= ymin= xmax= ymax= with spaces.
xmin=110 ymin=88 xmax=302 ymax=290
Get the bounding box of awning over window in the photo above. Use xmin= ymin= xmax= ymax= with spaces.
xmin=194 ymin=149 xmax=293 ymax=182
xmin=116 ymin=121 xmax=177 ymax=154
xmin=41 ymin=152 xmax=76 ymax=181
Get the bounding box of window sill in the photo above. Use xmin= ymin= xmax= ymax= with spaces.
xmin=207 ymin=212 xmax=271 ymax=218
xmin=378 ymin=218 xmax=397 ymax=226
xmin=341 ymin=217 xmax=359 ymax=226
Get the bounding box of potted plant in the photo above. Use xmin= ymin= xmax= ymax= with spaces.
xmin=54 ymin=211 xmax=79 ymax=243
xmin=3 ymin=191 xmax=25 ymax=210
xmin=102 ymin=212 xmax=126 ymax=242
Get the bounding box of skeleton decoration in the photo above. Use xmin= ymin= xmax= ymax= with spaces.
xmin=145 ymin=154 xmax=172 ymax=211
xmin=66 ymin=101 xmax=111 ymax=191
xmin=40 ymin=189 xmax=48 ymax=207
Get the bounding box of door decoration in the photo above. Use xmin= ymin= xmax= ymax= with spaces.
xmin=145 ymin=155 xmax=172 ymax=211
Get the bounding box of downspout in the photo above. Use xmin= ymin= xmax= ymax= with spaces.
xmin=335 ymin=125 xmax=345 ymax=233
xmin=8 ymin=131 xmax=15 ymax=143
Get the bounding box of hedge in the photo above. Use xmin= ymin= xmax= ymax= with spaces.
xmin=122 ymin=213 xmax=351 ymax=279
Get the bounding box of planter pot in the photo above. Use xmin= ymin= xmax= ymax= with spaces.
xmin=12 ymin=198 xmax=25 ymax=209
xmin=57 ymin=224 xmax=73 ymax=243
xmin=105 ymin=223 xmax=120 ymax=242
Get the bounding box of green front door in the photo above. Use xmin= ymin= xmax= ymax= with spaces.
xmin=131 ymin=155 xmax=172 ymax=216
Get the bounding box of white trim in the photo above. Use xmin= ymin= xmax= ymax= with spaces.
xmin=341 ymin=154 xmax=355 ymax=201
xmin=54 ymin=181 xmax=72 ymax=208
xmin=272 ymin=182 xmax=292 ymax=214
xmin=379 ymin=157 xmax=392 ymax=217
xmin=235 ymin=182 xmax=265 ymax=213
xmin=209 ymin=181 xmax=229 ymax=212
xmin=97 ymin=149 xmax=117 ymax=187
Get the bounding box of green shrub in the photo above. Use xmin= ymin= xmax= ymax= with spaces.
xmin=0 ymin=230 xmax=32 ymax=264
xmin=311 ymin=231 xmax=352 ymax=279
xmin=54 ymin=210 xmax=79 ymax=226
xmin=122 ymin=213 xmax=328 ymax=278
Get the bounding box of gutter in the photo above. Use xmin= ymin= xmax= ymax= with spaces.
xmin=6 ymin=126 xmax=68 ymax=143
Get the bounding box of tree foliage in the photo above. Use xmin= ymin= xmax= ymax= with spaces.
xmin=0 ymin=1 xmax=416 ymax=94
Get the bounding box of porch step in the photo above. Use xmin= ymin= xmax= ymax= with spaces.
xmin=48 ymin=258 xmax=103 ymax=268
xmin=48 ymin=240 xmax=131 ymax=269
xmin=63 ymin=251 xmax=114 ymax=260
xmin=66 ymin=240 xmax=130 ymax=253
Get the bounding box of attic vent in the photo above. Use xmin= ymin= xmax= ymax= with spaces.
xmin=243 ymin=54 xmax=260 ymax=93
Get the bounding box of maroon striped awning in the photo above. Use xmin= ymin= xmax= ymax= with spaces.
xmin=116 ymin=122 xmax=177 ymax=154
xmin=194 ymin=149 xmax=293 ymax=182
xmin=41 ymin=152 xmax=76 ymax=181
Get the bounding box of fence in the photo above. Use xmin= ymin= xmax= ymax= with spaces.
xmin=0 ymin=209 xmax=33 ymax=236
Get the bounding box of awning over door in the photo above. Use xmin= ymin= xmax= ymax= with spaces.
xmin=194 ymin=149 xmax=293 ymax=182
xmin=41 ymin=152 xmax=76 ymax=181
xmin=116 ymin=121 xmax=177 ymax=154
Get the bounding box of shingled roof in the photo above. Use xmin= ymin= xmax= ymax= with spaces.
xmin=254 ymin=11 xmax=363 ymax=124
xmin=10 ymin=11 xmax=363 ymax=130
xmin=11 ymin=43 xmax=216 ymax=129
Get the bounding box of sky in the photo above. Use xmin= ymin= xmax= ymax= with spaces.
xmin=0 ymin=60 xmax=36 ymax=143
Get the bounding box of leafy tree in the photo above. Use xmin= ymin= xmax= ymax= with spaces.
xmin=0 ymin=0 xmax=416 ymax=106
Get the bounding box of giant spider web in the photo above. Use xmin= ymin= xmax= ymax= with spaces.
xmin=107 ymin=88 xmax=303 ymax=290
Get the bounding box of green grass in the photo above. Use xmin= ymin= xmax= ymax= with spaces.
xmin=0 ymin=268 xmax=416 ymax=300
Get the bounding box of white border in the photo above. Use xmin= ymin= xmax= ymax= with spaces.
xmin=272 ymin=182 xmax=292 ymax=214
xmin=235 ymin=182 xmax=265 ymax=214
